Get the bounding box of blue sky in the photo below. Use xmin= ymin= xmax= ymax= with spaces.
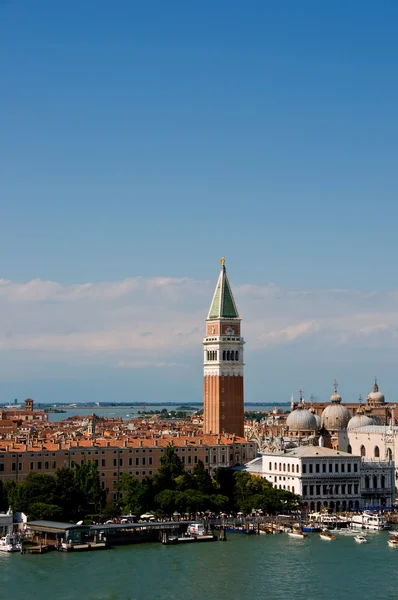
xmin=1 ymin=1 xmax=398 ymax=404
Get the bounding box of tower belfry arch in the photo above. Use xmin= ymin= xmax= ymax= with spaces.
xmin=203 ymin=259 xmax=245 ymax=437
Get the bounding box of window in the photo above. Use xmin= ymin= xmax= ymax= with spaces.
xmin=315 ymin=464 xmax=320 ymax=473
xmin=181 ymin=456 xmax=185 ymax=463
xmin=348 ymin=463 xmax=351 ymax=473
xmin=328 ymin=463 xmax=332 ymax=473
xmin=287 ymin=464 xmax=290 ymax=472
xmin=360 ymin=445 xmax=366 ymax=457
xmin=205 ymin=456 xmax=209 ymax=463
xmin=129 ymin=458 xmax=132 ymax=466
xmin=18 ymin=462 xmax=22 ymax=471
xmin=222 ymin=455 xmax=225 ymax=464
xmin=322 ymin=463 xmax=326 ymax=473
xmin=354 ymin=484 xmax=359 ymax=494
xmin=30 ymin=462 xmax=34 ymax=471
xmin=136 ymin=458 xmax=139 ymax=466
xmin=296 ymin=465 xmax=299 ymax=473
xmin=113 ymin=458 xmax=117 ymax=467
xmin=335 ymin=463 xmax=338 ymax=473
xmin=37 ymin=461 xmax=42 ymax=470
xmin=347 ymin=444 xmax=352 ymax=454
xmin=119 ymin=458 xmax=123 ymax=466
xmin=44 ymin=461 xmax=49 ymax=469
xmin=102 ymin=459 xmax=106 ymax=467
xmin=142 ymin=457 xmax=146 ymax=466
xmin=303 ymin=486 xmax=308 ymax=495
xmin=348 ymin=484 xmax=352 ymax=494
xmin=316 ymin=485 xmax=321 ymax=495
xmin=309 ymin=464 xmax=313 ymax=473
xmin=188 ymin=456 xmax=192 ymax=464
xmin=374 ymin=446 xmax=380 ymax=458
xmin=309 ymin=485 xmax=314 ymax=496
xmin=341 ymin=463 xmax=345 ymax=473
xmin=194 ymin=456 xmax=198 ymax=464
xmin=341 ymin=484 xmax=346 ymax=494
xmin=149 ymin=457 xmax=152 ymax=465
xmin=302 ymin=464 xmax=307 ymax=474
xmin=354 ymin=463 xmax=358 ymax=473
xmin=269 ymin=462 xmax=272 ymax=470
xmin=323 ymin=485 xmax=327 ymax=494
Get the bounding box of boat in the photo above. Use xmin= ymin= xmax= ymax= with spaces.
xmin=288 ymin=530 xmax=308 ymax=539
xmin=302 ymin=525 xmax=321 ymax=533
xmin=186 ymin=523 xmax=216 ymax=541
xmin=0 ymin=534 xmax=21 ymax=552
xmin=350 ymin=511 xmax=390 ymax=531
xmin=320 ymin=531 xmax=336 ymax=541
xmin=354 ymin=535 xmax=368 ymax=544
xmin=388 ymin=538 xmax=398 ymax=548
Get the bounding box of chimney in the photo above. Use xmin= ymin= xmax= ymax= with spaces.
xmin=199 ymin=439 xmax=203 ymax=445
xmin=217 ymin=436 xmax=221 ymax=445
xmin=184 ymin=439 xmax=188 ymax=446
xmin=123 ymin=439 xmax=128 ymax=448
xmin=139 ymin=440 xmax=143 ymax=447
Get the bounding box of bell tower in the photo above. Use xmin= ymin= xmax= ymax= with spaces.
xmin=203 ymin=258 xmax=245 ymax=437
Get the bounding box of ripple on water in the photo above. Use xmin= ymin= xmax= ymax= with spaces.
xmin=3 ymin=532 xmax=398 ymax=600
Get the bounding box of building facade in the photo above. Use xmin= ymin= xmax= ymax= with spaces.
xmin=0 ymin=435 xmax=257 ymax=503
xmin=243 ymin=445 xmax=394 ymax=510
xmin=203 ymin=258 xmax=244 ymax=437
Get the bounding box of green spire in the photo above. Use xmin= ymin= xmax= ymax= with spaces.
xmin=207 ymin=258 xmax=239 ymax=320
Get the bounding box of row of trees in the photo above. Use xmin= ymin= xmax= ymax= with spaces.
xmin=1 ymin=446 xmax=301 ymax=521
xmin=0 ymin=462 xmax=106 ymax=521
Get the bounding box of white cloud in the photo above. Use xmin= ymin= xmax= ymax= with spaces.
xmin=1 ymin=276 xmax=398 ymax=377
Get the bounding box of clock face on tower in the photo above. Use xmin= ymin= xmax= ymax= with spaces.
xmin=225 ymin=326 xmax=235 ymax=335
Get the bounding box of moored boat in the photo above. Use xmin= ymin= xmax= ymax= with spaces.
xmin=0 ymin=534 xmax=21 ymax=552
xmin=388 ymin=538 xmax=398 ymax=548
xmin=350 ymin=511 xmax=390 ymax=531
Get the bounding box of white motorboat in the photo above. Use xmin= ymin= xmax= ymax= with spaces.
xmin=288 ymin=530 xmax=308 ymax=539
xmin=320 ymin=531 xmax=336 ymax=541
xmin=388 ymin=538 xmax=398 ymax=548
xmin=0 ymin=534 xmax=21 ymax=552
xmin=354 ymin=535 xmax=368 ymax=544
xmin=350 ymin=511 xmax=390 ymax=531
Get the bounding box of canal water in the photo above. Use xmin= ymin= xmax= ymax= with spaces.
xmin=2 ymin=531 xmax=397 ymax=600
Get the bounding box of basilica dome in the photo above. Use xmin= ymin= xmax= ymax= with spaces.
xmin=321 ymin=383 xmax=350 ymax=430
xmin=286 ymin=402 xmax=318 ymax=432
xmin=366 ymin=380 xmax=385 ymax=405
xmin=309 ymin=406 xmax=322 ymax=430
xmin=347 ymin=411 xmax=376 ymax=430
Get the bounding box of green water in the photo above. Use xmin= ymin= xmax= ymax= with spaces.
xmin=2 ymin=532 xmax=398 ymax=600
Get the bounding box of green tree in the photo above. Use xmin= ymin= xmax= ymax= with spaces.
xmin=115 ymin=473 xmax=147 ymax=514
xmin=153 ymin=445 xmax=185 ymax=491
xmin=28 ymin=502 xmax=63 ymax=521
xmin=54 ymin=467 xmax=84 ymax=520
xmin=154 ymin=489 xmax=176 ymax=515
xmin=73 ymin=461 xmax=106 ymax=512
xmin=192 ymin=460 xmax=214 ymax=494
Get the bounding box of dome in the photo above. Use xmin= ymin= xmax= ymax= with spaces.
xmin=309 ymin=406 xmax=322 ymax=431
xmin=347 ymin=412 xmax=376 ymax=430
xmin=321 ymin=383 xmax=350 ymax=430
xmin=366 ymin=380 xmax=385 ymax=404
xmin=286 ymin=402 xmax=318 ymax=432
